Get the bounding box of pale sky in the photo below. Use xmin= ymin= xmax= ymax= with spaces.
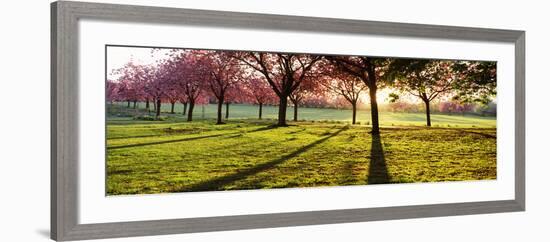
xmin=106 ymin=46 xmax=173 ymax=80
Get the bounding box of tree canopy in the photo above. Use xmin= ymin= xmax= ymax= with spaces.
xmin=108 ymin=47 xmax=497 ymax=128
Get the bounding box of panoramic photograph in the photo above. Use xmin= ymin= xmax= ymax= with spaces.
xmin=105 ymin=45 xmax=497 ymax=195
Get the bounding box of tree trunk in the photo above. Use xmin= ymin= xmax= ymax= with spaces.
xmin=182 ymin=102 xmax=187 ymax=115
xmin=368 ymin=87 xmax=380 ymax=134
xmin=145 ymin=99 xmax=150 ymax=110
xmin=133 ymin=101 xmax=137 ymax=109
xmin=277 ymin=96 xmax=288 ymax=126
xmin=292 ymin=100 xmax=298 ymax=121
xmin=170 ymin=102 xmax=175 ymax=114
xmin=127 ymin=100 xmax=130 ymax=108
xmin=258 ymin=103 xmax=263 ymax=120
xmin=225 ymin=102 xmax=230 ymax=119
xmin=216 ymin=98 xmax=224 ymax=124
xmin=155 ymin=99 xmax=161 ymax=119
xmin=364 ymin=58 xmax=380 ymax=134
xmin=187 ymin=102 xmax=195 ymax=121
xmin=153 ymin=101 xmax=157 ymax=113
xmin=424 ymin=99 xmax=432 ymax=127
xmin=352 ymin=102 xmax=357 ymax=124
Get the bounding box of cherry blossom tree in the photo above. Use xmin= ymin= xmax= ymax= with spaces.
xmin=243 ymin=77 xmax=277 ymax=119
xmin=202 ymin=51 xmax=243 ymax=124
xmin=235 ymin=52 xmax=322 ymax=126
xmin=112 ymin=62 xmax=153 ymax=109
xmin=106 ymin=79 xmax=119 ymax=105
xmin=288 ymin=72 xmax=325 ymax=121
xmin=161 ymin=60 xmax=186 ymax=115
xmin=147 ymin=62 xmax=171 ymax=119
xmin=325 ymin=56 xmax=388 ymax=134
xmin=178 ymin=93 xmax=189 ymax=115
xmin=168 ymin=50 xmax=209 ymax=121
xmin=114 ymin=79 xmax=130 ymax=108
xmin=318 ymin=61 xmax=367 ymax=124
xmin=222 ymin=86 xmax=238 ymax=120
xmin=106 ymin=79 xmax=120 ymax=114
xmin=165 ymin=87 xmax=180 ymax=114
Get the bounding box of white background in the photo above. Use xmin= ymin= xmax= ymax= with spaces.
xmin=1 ymin=0 xmax=548 ymax=241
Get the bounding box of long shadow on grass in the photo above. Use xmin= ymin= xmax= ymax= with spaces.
xmin=108 ymin=125 xmax=279 ymax=150
xmin=367 ymin=133 xmax=390 ymax=184
xmin=107 ymin=134 xmax=162 ymax=140
xmin=178 ymin=126 xmax=348 ymax=192
xmin=459 ymin=130 xmax=497 ymax=139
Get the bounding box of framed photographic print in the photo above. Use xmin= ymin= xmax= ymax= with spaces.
xmin=51 ymin=1 xmax=525 ymax=241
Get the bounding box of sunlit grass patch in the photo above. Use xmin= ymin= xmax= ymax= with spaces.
xmin=106 ymin=118 xmax=496 ymax=195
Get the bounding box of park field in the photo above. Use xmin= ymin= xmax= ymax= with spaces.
xmin=106 ymin=104 xmax=496 ymax=195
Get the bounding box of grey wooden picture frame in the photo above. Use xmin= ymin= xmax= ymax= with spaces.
xmin=51 ymin=1 xmax=525 ymax=241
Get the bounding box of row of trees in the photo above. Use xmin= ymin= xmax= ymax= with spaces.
xmin=385 ymin=100 xmax=494 ymax=116
xmin=107 ymin=49 xmax=496 ymax=134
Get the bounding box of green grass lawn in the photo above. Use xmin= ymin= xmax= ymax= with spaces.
xmin=106 ymin=105 xmax=497 ymax=195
